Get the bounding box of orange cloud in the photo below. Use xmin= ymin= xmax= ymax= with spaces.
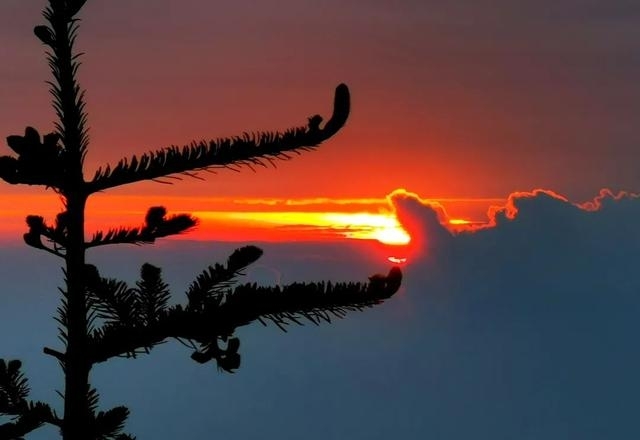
xmin=388 ymin=187 xmax=640 ymax=239
xmin=576 ymin=188 xmax=640 ymax=211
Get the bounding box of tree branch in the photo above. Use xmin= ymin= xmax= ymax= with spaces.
xmin=22 ymin=214 xmax=67 ymax=257
xmin=87 ymin=268 xmax=401 ymax=365
xmin=43 ymin=347 xmax=65 ymax=363
xmin=86 ymin=84 xmax=350 ymax=193
xmin=86 ymin=207 xmax=197 ymax=248
xmin=0 ymin=403 xmax=62 ymax=439
xmin=0 ymin=128 xmax=66 ymax=189
xmin=0 ymin=359 xmax=61 ymax=439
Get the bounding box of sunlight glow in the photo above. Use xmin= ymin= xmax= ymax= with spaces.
xmin=193 ymin=211 xmax=411 ymax=245
xmin=322 ymin=213 xmax=411 ymax=245
xmin=448 ymin=218 xmax=472 ymax=225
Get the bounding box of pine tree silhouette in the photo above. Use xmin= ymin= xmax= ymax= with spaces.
xmin=0 ymin=1 xmax=402 ymax=439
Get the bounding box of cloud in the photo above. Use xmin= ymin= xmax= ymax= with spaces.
xmin=380 ymin=188 xmax=640 ymax=438
xmin=390 ymin=187 xmax=640 ymax=260
xmin=577 ymin=188 xmax=640 ymax=211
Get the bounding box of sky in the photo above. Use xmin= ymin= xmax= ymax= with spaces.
xmin=1 ymin=0 xmax=639 ymax=242
xmin=1 ymin=0 xmax=640 ymax=206
xmin=1 ymin=0 xmax=640 ymax=438
xmin=2 ymin=189 xmax=639 ymax=439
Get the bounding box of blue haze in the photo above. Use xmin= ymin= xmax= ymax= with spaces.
xmin=1 ymin=190 xmax=639 ymax=439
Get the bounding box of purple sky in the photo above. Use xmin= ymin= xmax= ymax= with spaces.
xmin=1 ymin=0 xmax=639 ymax=201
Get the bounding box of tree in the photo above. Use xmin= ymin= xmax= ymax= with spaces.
xmin=0 ymin=1 xmax=402 ymax=439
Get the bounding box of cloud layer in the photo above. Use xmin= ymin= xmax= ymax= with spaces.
xmin=382 ymin=188 xmax=640 ymax=438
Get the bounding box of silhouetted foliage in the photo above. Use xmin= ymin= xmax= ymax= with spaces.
xmin=0 ymin=1 xmax=401 ymax=439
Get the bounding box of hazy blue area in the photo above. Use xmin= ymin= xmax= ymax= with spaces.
xmin=1 ymin=190 xmax=639 ymax=439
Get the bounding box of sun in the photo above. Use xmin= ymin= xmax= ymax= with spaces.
xmin=369 ymin=225 xmax=411 ymax=245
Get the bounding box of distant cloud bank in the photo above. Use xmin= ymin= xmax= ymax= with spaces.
xmin=376 ymin=187 xmax=640 ymax=438
xmin=389 ymin=187 xmax=640 ymax=262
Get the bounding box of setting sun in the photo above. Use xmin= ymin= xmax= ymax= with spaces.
xmin=321 ymin=213 xmax=411 ymax=245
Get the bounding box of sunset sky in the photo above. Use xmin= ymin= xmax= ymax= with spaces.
xmin=1 ymin=0 xmax=639 ymax=247
xmin=1 ymin=2 xmax=640 ymax=439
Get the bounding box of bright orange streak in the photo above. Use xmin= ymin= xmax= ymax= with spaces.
xmin=192 ymin=211 xmax=412 ymax=245
xmin=0 ymin=191 xmax=506 ymax=248
xmin=321 ymin=213 xmax=411 ymax=245
xmin=448 ymin=218 xmax=472 ymax=225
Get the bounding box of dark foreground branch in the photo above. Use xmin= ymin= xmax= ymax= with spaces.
xmin=0 ymin=402 xmax=61 ymax=440
xmin=0 ymin=359 xmax=60 ymax=439
xmin=87 ymin=84 xmax=350 ymax=192
xmin=86 ymin=207 xmax=197 ymax=248
xmin=87 ymin=268 xmax=401 ymax=366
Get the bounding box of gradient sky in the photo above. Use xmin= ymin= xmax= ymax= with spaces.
xmin=2 ymin=2 xmax=640 ymax=438
xmin=1 ymin=0 xmax=639 ymax=207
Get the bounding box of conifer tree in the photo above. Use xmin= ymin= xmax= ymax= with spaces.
xmin=0 ymin=1 xmax=402 ymax=439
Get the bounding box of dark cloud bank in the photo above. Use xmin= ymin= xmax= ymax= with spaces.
xmin=1 ymin=189 xmax=639 ymax=439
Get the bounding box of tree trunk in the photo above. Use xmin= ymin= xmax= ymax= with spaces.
xmin=62 ymin=193 xmax=90 ymax=440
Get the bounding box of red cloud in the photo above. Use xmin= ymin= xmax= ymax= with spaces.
xmin=576 ymin=188 xmax=640 ymax=211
